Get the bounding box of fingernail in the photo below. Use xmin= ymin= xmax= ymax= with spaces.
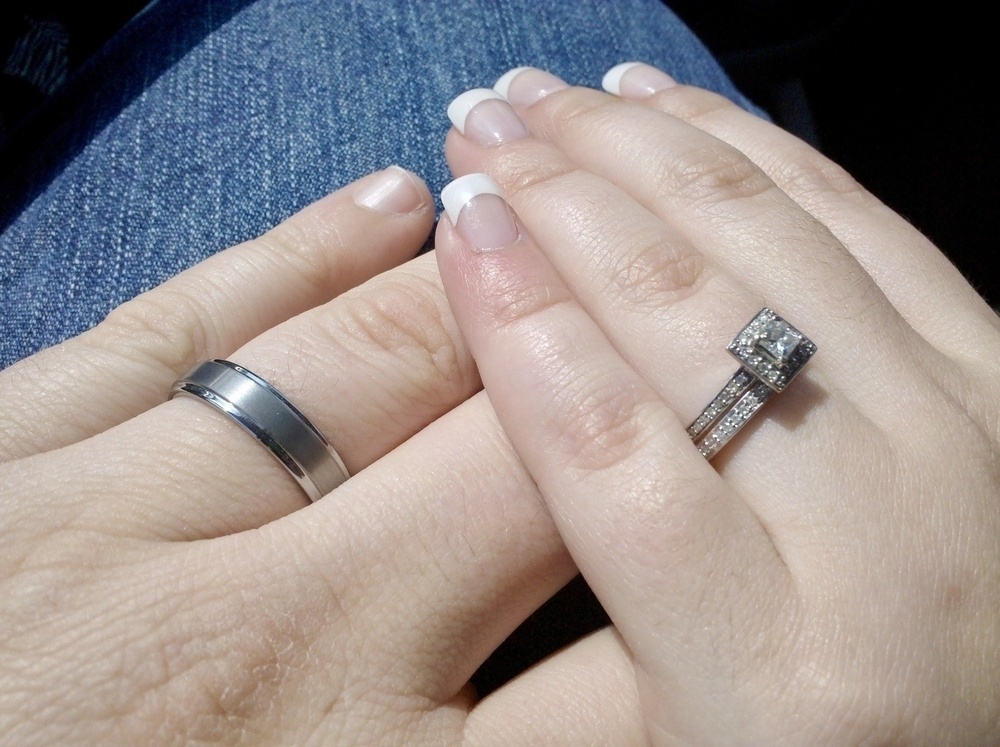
xmin=353 ymin=166 xmax=425 ymax=214
xmin=441 ymin=173 xmax=518 ymax=251
xmin=602 ymin=62 xmax=677 ymax=98
xmin=494 ymin=67 xmax=568 ymax=108
xmin=447 ymin=89 xmax=528 ymax=146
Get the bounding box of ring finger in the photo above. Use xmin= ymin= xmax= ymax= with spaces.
xmin=8 ymin=196 xmax=483 ymax=541
xmin=600 ymin=64 xmax=1000 ymax=363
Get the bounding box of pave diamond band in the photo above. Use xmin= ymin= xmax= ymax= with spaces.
xmin=689 ymin=309 xmax=816 ymax=460
xmin=693 ymin=379 xmax=774 ymax=459
xmin=686 ymin=367 xmax=756 ymax=442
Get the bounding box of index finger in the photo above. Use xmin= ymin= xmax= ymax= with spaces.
xmin=434 ymin=177 xmax=790 ymax=739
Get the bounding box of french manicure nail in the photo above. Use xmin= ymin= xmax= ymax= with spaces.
xmin=603 ymin=62 xmax=677 ymax=98
xmin=447 ymin=88 xmax=529 ymax=146
xmin=441 ymin=173 xmax=518 ymax=251
xmin=353 ymin=166 xmax=425 ymax=214
xmin=494 ymin=67 xmax=568 ymax=108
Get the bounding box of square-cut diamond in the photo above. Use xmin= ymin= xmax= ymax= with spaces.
xmin=755 ymin=320 xmax=801 ymax=364
xmin=727 ymin=308 xmax=816 ymax=391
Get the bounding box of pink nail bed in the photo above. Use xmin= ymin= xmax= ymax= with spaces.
xmin=353 ymin=166 xmax=424 ymax=214
xmin=447 ymin=89 xmax=528 ymax=146
xmin=441 ymin=173 xmax=518 ymax=251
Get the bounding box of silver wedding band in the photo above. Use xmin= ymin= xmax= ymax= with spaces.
xmin=169 ymin=359 xmax=349 ymax=501
xmin=688 ymin=308 xmax=816 ymax=460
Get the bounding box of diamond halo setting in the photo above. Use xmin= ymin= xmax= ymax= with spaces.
xmin=688 ymin=308 xmax=817 ymax=459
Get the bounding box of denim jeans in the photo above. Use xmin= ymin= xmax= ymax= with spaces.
xmin=0 ymin=0 xmax=760 ymax=369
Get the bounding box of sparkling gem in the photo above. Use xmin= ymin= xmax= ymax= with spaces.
xmin=755 ymin=320 xmax=801 ymax=364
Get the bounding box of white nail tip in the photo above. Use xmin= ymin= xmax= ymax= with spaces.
xmin=441 ymin=173 xmax=503 ymax=225
xmin=447 ymin=89 xmax=506 ymax=134
xmin=493 ymin=67 xmax=533 ymax=98
xmin=602 ymin=62 xmax=642 ymax=95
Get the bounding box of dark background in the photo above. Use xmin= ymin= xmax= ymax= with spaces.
xmin=681 ymin=0 xmax=999 ymax=310
xmin=1 ymin=0 xmax=995 ymax=692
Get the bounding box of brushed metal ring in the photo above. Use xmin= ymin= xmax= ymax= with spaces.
xmin=170 ymin=359 xmax=349 ymax=501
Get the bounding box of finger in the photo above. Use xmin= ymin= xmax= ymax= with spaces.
xmin=466 ymin=628 xmax=646 ymax=746
xmin=1 ymin=392 xmax=581 ymax=745
xmin=435 ymin=181 xmax=790 ymax=735
xmin=440 ymin=87 xmax=961 ymax=596
xmin=442 ymin=86 xmax=998 ymax=609
xmin=6 ymin=251 xmax=483 ymax=540
xmin=599 ymin=63 xmax=1000 ymax=365
xmin=260 ymin=393 xmax=579 ymax=717
xmin=443 ymin=90 xmax=760 ymax=423
xmin=0 ymin=166 xmax=433 ymax=463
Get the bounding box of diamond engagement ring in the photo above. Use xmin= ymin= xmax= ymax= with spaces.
xmin=688 ymin=308 xmax=816 ymax=460
xmin=170 ymin=359 xmax=349 ymax=501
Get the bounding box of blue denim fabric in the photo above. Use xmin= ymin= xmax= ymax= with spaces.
xmin=0 ymin=0 xmax=761 ymax=369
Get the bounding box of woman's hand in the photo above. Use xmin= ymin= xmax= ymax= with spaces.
xmin=437 ymin=66 xmax=1000 ymax=745
xmin=0 ymin=168 xmax=646 ymax=745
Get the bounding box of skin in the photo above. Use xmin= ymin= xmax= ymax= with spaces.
xmin=0 ymin=169 xmax=644 ymax=745
xmin=436 ymin=66 xmax=1000 ymax=745
xmin=2 ymin=62 xmax=997 ymax=745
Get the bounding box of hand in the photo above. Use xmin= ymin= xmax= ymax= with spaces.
xmin=437 ymin=65 xmax=1000 ymax=745
xmin=0 ymin=168 xmax=645 ymax=745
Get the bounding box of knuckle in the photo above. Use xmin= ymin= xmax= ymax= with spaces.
xmin=255 ymin=212 xmax=350 ymax=297
xmin=488 ymin=97 xmax=611 ymax=201
xmin=1 ymin=534 xmax=95 ymax=642
xmin=328 ymin=267 xmax=474 ymax=399
xmin=2 ymin=555 xmax=341 ymax=743
xmin=603 ymin=233 xmax=708 ymax=307
xmin=493 ymin=152 xmax=585 ymax=208
xmin=98 ymin=285 xmax=214 ymax=374
xmin=539 ymin=88 xmax=615 ymax=141
xmin=771 ymin=149 xmax=869 ymax=204
xmin=132 ymin=592 xmax=322 ymax=742
xmin=487 ymin=274 xmax=575 ymax=333
xmin=658 ymin=85 xmax=737 ymax=123
xmin=89 ymin=214 xmax=352 ymax=387
xmin=553 ymin=376 xmax=655 ymax=474
xmin=656 ymin=140 xmax=774 ymax=205
xmin=649 ymin=86 xmax=875 ymax=212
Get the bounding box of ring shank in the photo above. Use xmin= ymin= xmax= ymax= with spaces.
xmin=690 ymin=376 xmax=773 ymax=459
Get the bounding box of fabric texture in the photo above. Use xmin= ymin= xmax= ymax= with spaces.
xmin=0 ymin=0 xmax=760 ymax=368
